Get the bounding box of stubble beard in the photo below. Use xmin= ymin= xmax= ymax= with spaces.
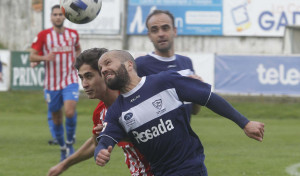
xmin=54 ymin=21 xmax=64 ymax=28
xmin=155 ymin=40 xmax=173 ymax=54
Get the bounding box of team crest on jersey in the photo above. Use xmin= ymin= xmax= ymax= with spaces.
xmin=123 ymin=112 xmax=135 ymax=126
xmin=152 ymin=99 xmax=162 ymax=110
xmin=152 ymin=99 xmax=166 ymax=115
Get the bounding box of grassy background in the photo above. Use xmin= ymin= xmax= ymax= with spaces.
xmin=0 ymin=91 xmax=300 ymax=176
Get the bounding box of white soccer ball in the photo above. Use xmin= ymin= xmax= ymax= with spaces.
xmin=60 ymin=0 xmax=102 ymax=24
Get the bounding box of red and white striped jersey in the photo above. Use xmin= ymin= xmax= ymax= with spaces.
xmin=31 ymin=27 xmax=80 ymax=91
xmin=92 ymin=101 xmax=153 ymax=176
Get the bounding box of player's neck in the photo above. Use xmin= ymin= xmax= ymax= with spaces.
xmin=102 ymin=91 xmax=119 ymax=108
xmin=120 ymin=74 xmax=141 ymax=94
xmin=53 ymin=26 xmax=65 ymax=34
xmin=155 ymin=49 xmax=174 ymax=58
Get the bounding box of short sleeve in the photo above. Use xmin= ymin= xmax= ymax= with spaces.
xmin=31 ymin=31 xmax=44 ymax=54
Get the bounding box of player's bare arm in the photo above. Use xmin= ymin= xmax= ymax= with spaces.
xmin=93 ymin=124 xmax=103 ymax=135
xmin=48 ymin=119 xmax=103 ymax=175
xmin=48 ymin=136 xmax=97 ymax=176
xmin=30 ymin=62 xmax=40 ymax=68
xmin=30 ymin=49 xmax=55 ymax=62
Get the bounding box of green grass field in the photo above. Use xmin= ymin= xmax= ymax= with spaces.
xmin=0 ymin=91 xmax=300 ymax=176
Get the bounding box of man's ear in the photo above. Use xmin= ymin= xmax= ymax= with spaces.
xmin=174 ymin=27 xmax=177 ymax=37
xmin=126 ymin=60 xmax=134 ymax=71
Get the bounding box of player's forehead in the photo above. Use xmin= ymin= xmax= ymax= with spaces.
xmin=148 ymin=13 xmax=173 ymax=28
xmin=78 ymin=64 xmax=97 ymax=75
xmin=99 ymin=52 xmax=121 ymax=64
xmin=52 ymin=7 xmax=62 ymax=14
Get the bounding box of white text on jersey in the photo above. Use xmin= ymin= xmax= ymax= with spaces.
xmin=132 ymin=119 xmax=174 ymax=143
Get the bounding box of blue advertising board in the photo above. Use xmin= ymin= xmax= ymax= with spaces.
xmin=215 ymin=55 xmax=300 ymax=95
xmin=127 ymin=0 xmax=223 ymax=35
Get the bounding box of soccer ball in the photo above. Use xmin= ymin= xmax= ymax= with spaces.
xmin=60 ymin=0 xmax=102 ymax=24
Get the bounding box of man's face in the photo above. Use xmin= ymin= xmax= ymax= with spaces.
xmin=147 ymin=13 xmax=177 ymax=53
xmin=98 ymin=53 xmax=130 ymax=90
xmin=78 ymin=64 xmax=106 ymax=99
xmin=51 ymin=8 xmax=65 ymax=28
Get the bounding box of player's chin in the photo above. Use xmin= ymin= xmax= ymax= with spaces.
xmin=85 ymin=92 xmax=95 ymax=99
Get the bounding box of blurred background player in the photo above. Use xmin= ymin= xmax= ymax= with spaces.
xmin=135 ymin=10 xmax=202 ymax=121
xmin=47 ymin=48 xmax=152 ymax=176
xmin=30 ymin=4 xmax=81 ymax=161
xmin=45 ymin=100 xmax=58 ymax=145
xmin=31 ymin=62 xmax=58 ymax=145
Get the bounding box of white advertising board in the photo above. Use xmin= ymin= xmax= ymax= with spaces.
xmin=223 ymin=0 xmax=300 ymax=36
xmin=43 ymin=0 xmax=121 ymax=35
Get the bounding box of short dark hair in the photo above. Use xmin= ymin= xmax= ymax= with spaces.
xmin=51 ymin=4 xmax=61 ymax=13
xmin=74 ymin=48 xmax=108 ymax=71
xmin=145 ymin=10 xmax=175 ymax=29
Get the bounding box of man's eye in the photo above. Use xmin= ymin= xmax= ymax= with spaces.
xmin=162 ymin=26 xmax=170 ymax=31
xmin=151 ymin=29 xmax=158 ymax=33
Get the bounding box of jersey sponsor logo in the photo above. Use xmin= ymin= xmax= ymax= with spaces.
xmin=51 ymin=46 xmax=73 ymax=53
xmin=123 ymin=112 xmax=135 ymax=126
xmin=132 ymin=119 xmax=174 ymax=144
xmin=124 ymin=112 xmax=133 ymax=120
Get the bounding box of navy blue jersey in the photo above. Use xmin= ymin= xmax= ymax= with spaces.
xmin=99 ymin=71 xmax=211 ymax=175
xmin=135 ymin=53 xmax=195 ymax=119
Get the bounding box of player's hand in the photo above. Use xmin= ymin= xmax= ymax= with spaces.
xmin=0 ymin=73 xmax=2 ymax=82
xmin=30 ymin=62 xmax=40 ymax=68
xmin=94 ymin=124 xmax=103 ymax=134
xmin=95 ymin=146 xmax=113 ymax=166
xmin=188 ymin=74 xmax=204 ymax=82
xmin=47 ymin=162 xmax=65 ymax=176
xmin=45 ymin=52 xmax=56 ymax=61
xmin=243 ymin=121 xmax=265 ymax=142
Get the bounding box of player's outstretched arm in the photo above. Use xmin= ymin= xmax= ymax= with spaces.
xmin=48 ymin=136 xmax=96 ymax=176
xmin=205 ymin=92 xmax=265 ymax=142
xmin=189 ymin=74 xmax=204 ymax=115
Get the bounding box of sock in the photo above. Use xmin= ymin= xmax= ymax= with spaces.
xmin=60 ymin=145 xmax=67 ymax=161
xmin=53 ymin=123 xmax=65 ymax=147
xmin=47 ymin=110 xmax=56 ymax=140
xmin=65 ymin=112 xmax=77 ymax=143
